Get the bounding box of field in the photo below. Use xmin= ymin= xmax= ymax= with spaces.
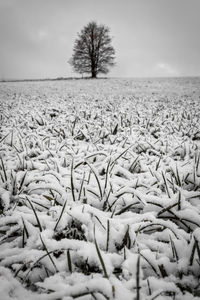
xmin=0 ymin=77 xmax=200 ymax=300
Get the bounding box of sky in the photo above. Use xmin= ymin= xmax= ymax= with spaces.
xmin=0 ymin=0 xmax=200 ymax=79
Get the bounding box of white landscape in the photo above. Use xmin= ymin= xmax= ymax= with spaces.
xmin=0 ymin=77 xmax=200 ymax=300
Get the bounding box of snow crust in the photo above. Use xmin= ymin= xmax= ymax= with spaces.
xmin=0 ymin=78 xmax=200 ymax=299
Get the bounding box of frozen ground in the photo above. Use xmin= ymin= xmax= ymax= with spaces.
xmin=0 ymin=77 xmax=200 ymax=300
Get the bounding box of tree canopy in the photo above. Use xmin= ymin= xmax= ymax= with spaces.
xmin=69 ymin=21 xmax=115 ymax=78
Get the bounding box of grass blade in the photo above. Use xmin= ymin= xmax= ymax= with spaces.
xmin=161 ymin=171 xmax=170 ymax=198
xmin=94 ymin=227 xmax=108 ymax=278
xmin=54 ymin=199 xmax=67 ymax=231
xmin=67 ymin=249 xmax=72 ymax=273
xmin=18 ymin=171 xmax=27 ymax=193
xmin=78 ymin=172 xmax=85 ymax=201
xmin=26 ymin=197 xmax=42 ymax=232
xmin=40 ymin=235 xmax=58 ymax=272
xmin=136 ymin=254 xmax=141 ymax=300
xmin=71 ymin=159 xmax=76 ymax=202
xmin=106 ymin=219 xmax=110 ymax=252
xmin=103 ymin=158 xmax=111 ymax=195
xmin=0 ymin=156 xmax=7 ymax=182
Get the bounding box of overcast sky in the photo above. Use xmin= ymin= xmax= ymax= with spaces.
xmin=0 ymin=0 xmax=200 ymax=79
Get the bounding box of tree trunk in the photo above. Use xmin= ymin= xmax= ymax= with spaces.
xmin=91 ymin=58 xmax=97 ymax=78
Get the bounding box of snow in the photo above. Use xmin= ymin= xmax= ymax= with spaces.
xmin=0 ymin=77 xmax=200 ymax=299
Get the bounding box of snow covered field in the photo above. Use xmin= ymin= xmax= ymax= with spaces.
xmin=0 ymin=77 xmax=200 ymax=300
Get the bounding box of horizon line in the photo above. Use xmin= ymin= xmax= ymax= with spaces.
xmin=1 ymin=75 xmax=200 ymax=83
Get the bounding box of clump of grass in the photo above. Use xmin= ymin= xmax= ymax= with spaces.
xmin=110 ymin=144 xmax=133 ymax=173
xmin=140 ymin=252 xmax=159 ymax=276
xmin=190 ymin=236 xmax=200 ymax=266
xmin=129 ymin=155 xmax=139 ymax=173
xmin=85 ymin=161 xmax=103 ymax=200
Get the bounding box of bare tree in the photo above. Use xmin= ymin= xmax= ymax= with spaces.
xmin=69 ymin=21 xmax=115 ymax=78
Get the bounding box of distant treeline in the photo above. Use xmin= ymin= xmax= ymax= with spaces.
xmin=0 ymin=76 xmax=108 ymax=83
